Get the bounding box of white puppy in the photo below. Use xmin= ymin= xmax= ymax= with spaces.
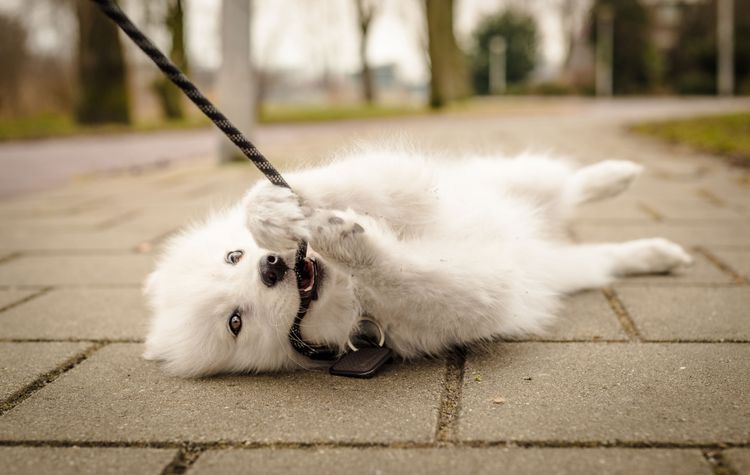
xmin=143 ymin=148 xmax=691 ymax=377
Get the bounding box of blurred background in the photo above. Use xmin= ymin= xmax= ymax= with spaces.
xmin=0 ymin=0 xmax=750 ymax=196
xmin=0 ymin=0 xmax=747 ymax=193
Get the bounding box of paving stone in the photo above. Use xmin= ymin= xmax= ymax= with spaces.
xmin=0 ymin=226 xmax=162 ymax=252
xmin=0 ymin=207 xmax=139 ymax=229
xmin=691 ymin=179 xmax=750 ymax=214
xmin=573 ymin=199 xmax=653 ymax=221
xmin=724 ymin=449 xmax=750 ymax=475
xmin=191 ymin=448 xmax=712 ymax=475
xmin=537 ymin=291 xmax=627 ymax=341
xmin=712 ymin=249 xmax=750 ymax=280
xmin=575 ymin=222 xmax=750 ymax=247
xmin=640 ymin=162 xmax=714 ymax=185
xmin=107 ymin=206 xmax=210 ymax=233
xmin=0 ymin=447 xmax=176 ymax=475
xmin=0 ymin=342 xmax=90 ymax=401
xmin=0 ymin=251 xmax=17 ymax=264
xmin=459 ymin=343 xmax=750 ymax=443
xmin=0 ymin=289 xmax=37 ymax=310
xmin=628 ymin=178 xmax=707 ymax=200
xmin=0 ymin=196 xmax=100 ymax=218
xmin=617 ymin=251 xmax=733 ymax=285
xmin=645 ymin=198 xmax=743 ymax=220
xmin=617 ymin=286 xmax=750 ymax=341
xmin=0 ymin=255 xmax=154 ymax=286
xmin=0 ymin=343 xmax=445 ymax=443
xmin=0 ymin=289 xmax=149 ymax=340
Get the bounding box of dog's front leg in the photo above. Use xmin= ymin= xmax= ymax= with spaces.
xmin=242 ymin=183 xmax=312 ymax=252
xmin=309 ymin=208 xmax=393 ymax=268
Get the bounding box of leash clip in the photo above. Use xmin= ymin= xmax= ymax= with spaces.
xmin=346 ymin=317 xmax=385 ymax=351
xmin=331 ymin=317 xmax=392 ymax=379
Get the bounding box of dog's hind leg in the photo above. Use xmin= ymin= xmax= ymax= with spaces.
xmin=538 ymin=238 xmax=692 ymax=294
xmin=469 ymin=157 xmax=639 ymax=222
xmin=564 ymin=160 xmax=643 ymax=207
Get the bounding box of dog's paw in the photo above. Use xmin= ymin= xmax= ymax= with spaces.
xmin=572 ymin=160 xmax=643 ymax=204
xmin=624 ymin=238 xmax=693 ymax=274
xmin=310 ymin=209 xmax=372 ymax=266
xmin=242 ymin=184 xmax=311 ymax=251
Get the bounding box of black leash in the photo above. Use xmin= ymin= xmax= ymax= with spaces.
xmin=90 ymin=0 xmax=337 ymax=361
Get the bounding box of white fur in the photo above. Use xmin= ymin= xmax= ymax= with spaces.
xmin=143 ymin=147 xmax=691 ymax=377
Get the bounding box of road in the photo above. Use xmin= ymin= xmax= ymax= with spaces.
xmin=1 ymin=97 xmax=748 ymax=197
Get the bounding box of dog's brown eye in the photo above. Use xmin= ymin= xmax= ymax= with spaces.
xmin=225 ymin=250 xmax=244 ymax=265
xmin=228 ymin=310 xmax=242 ymax=336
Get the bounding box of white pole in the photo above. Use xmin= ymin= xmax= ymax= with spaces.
xmin=717 ymin=0 xmax=734 ymax=96
xmin=218 ymin=0 xmax=255 ymax=162
xmin=489 ymin=36 xmax=506 ymax=94
xmin=595 ymin=5 xmax=613 ymax=97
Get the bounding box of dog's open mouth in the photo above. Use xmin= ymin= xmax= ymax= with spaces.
xmin=298 ymin=257 xmax=321 ymax=301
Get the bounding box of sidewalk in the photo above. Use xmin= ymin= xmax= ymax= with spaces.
xmin=0 ymin=98 xmax=748 ymax=475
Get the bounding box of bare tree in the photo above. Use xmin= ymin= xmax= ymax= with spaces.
xmin=75 ymin=0 xmax=131 ymax=124
xmin=218 ymin=0 xmax=254 ymax=162
xmin=355 ymin=0 xmax=378 ymax=104
xmin=559 ymin=0 xmax=589 ymax=72
xmin=0 ymin=14 xmax=28 ymax=116
xmin=152 ymin=0 xmax=189 ymax=119
xmin=424 ymin=0 xmax=472 ymax=108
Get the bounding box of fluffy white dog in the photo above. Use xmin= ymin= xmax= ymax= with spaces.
xmin=143 ymin=148 xmax=691 ymax=377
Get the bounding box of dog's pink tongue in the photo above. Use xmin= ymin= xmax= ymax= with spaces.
xmin=300 ymin=259 xmax=315 ymax=292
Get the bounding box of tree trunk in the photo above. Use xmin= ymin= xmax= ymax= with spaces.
xmin=75 ymin=0 xmax=131 ymax=124
xmin=356 ymin=0 xmax=376 ymax=104
xmin=0 ymin=14 xmax=28 ymax=116
xmin=218 ymin=0 xmax=254 ymax=162
xmin=154 ymin=0 xmax=188 ymax=119
xmin=424 ymin=0 xmax=472 ymax=108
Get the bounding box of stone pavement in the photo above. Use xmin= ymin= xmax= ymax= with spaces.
xmin=0 ymin=98 xmax=749 ymax=475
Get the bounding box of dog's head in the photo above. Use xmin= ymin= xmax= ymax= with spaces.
xmin=143 ymin=206 xmax=356 ymax=377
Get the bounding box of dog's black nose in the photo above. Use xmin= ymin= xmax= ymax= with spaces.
xmin=259 ymin=254 xmax=287 ymax=287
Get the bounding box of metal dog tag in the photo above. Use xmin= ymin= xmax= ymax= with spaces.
xmin=329 ymin=346 xmax=392 ymax=378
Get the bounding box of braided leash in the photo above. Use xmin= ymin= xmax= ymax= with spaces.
xmin=91 ymin=0 xmax=337 ymax=360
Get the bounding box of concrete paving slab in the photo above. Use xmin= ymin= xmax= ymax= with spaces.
xmin=0 ymin=289 xmax=37 ymax=311
xmin=617 ymin=286 xmax=750 ymax=341
xmin=537 ymin=291 xmax=627 ymax=341
xmin=0 ymin=342 xmax=90 ymax=401
xmin=645 ymin=198 xmax=743 ymax=220
xmin=106 ymin=206 xmax=213 ymax=233
xmin=1 ymin=98 xmax=749 ymax=472
xmin=628 ymin=178 xmax=710 ymax=200
xmin=0 ymin=196 xmax=103 ymax=218
xmin=0 ymin=289 xmax=149 ymax=340
xmin=191 ymin=448 xmax=712 ymax=475
xmin=0 ymin=227 xmax=164 ymax=252
xmin=574 ymin=222 xmax=750 ymax=248
xmin=0 ymin=207 xmax=140 ymax=229
xmin=712 ymin=249 xmax=750 ymax=280
xmin=0 ymin=343 xmax=445 ymax=443
xmin=724 ymin=449 xmax=750 ymax=475
xmin=0 ymin=255 xmax=154 ymax=286
xmin=616 ymin=252 xmax=733 ymax=285
xmin=0 ymin=447 xmax=176 ymax=475
xmin=573 ymin=199 xmax=653 ymax=221
xmin=459 ymin=343 xmax=750 ymax=443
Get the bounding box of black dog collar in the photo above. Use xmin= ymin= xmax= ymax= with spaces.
xmin=288 ymin=253 xmax=340 ymax=360
xmin=288 ymin=299 xmax=340 ymax=361
xmin=287 ymin=250 xmax=392 ymax=378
